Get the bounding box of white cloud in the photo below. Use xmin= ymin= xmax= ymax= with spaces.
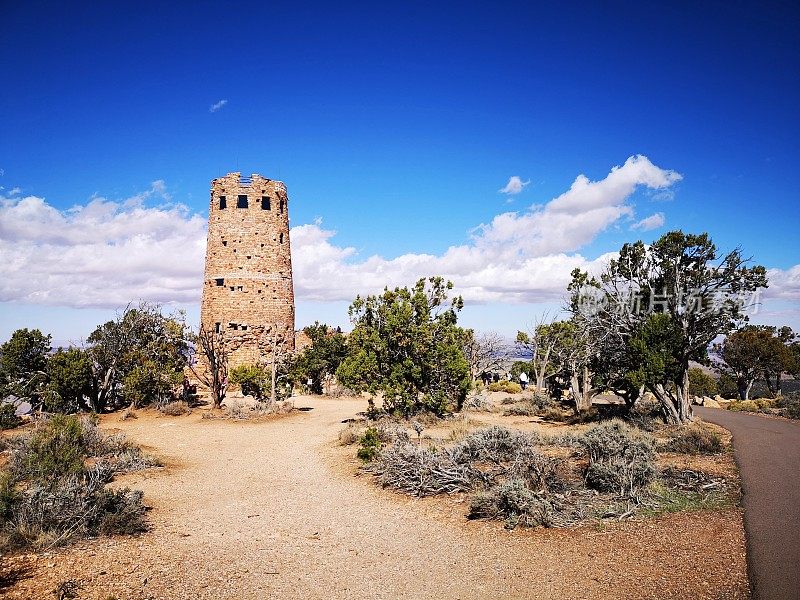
xmin=630 ymin=212 xmax=665 ymax=231
xmin=0 ymin=156 xmax=691 ymax=310
xmin=209 ymin=99 xmax=228 ymax=113
xmin=764 ymin=265 xmax=800 ymax=301
xmin=498 ymin=176 xmax=530 ymax=195
xmin=0 ymin=182 xmax=206 ymax=308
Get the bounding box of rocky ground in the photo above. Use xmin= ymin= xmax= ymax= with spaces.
xmin=0 ymin=396 xmax=749 ymax=599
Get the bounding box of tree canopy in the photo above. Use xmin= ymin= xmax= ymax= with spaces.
xmin=569 ymin=230 xmax=767 ymax=423
xmin=336 ymin=277 xmax=470 ymax=416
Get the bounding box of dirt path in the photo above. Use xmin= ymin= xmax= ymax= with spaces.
xmin=5 ymin=398 xmax=748 ymax=599
xmin=695 ymin=407 xmax=800 ymax=600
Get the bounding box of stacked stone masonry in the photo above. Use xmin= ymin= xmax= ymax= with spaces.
xmin=200 ymin=172 xmax=295 ymax=369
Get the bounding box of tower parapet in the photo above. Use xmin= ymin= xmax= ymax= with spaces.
xmin=200 ymin=172 xmax=295 ymax=368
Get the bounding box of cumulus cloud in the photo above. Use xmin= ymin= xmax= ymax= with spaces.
xmin=0 ymin=155 xmax=693 ymax=309
xmin=498 ymin=176 xmax=530 ymax=195
xmin=0 ymin=182 xmax=206 ymax=308
xmin=209 ymin=99 xmax=228 ymax=113
xmin=630 ymin=212 xmax=665 ymax=231
xmin=764 ymin=265 xmax=800 ymax=300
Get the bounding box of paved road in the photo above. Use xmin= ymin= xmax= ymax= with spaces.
xmin=695 ymin=407 xmax=800 ymax=600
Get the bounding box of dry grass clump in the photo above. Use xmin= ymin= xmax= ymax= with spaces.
xmin=0 ymin=415 xmax=152 ymax=551
xmin=664 ymin=424 xmax=723 ymax=455
xmin=216 ymin=399 xmax=295 ymax=420
xmin=119 ymin=407 xmax=137 ymax=421
xmin=463 ymin=392 xmax=493 ymax=412
xmin=488 ymin=381 xmax=522 ymax=394
xmin=503 ymin=403 xmax=535 ymax=417
xmin=160 ymin=400 xmax=190 ymax=416
xmin=372 ymin=443 xmax=476 ymax=495
xmin=728 ymin=399 xmax=760 ymax=413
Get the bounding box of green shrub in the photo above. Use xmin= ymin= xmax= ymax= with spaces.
xmin=717 ymin=374 xmax=739 ymax=399
xmin=728 ymin=400 xmax=759 ymax=413
xmin=0 ymin=403 xmax=21 ymax=430
xmin=14 ymin=415 xmax=86 ymax=480
xmin=665 ymin=425 xmax=723 ymax=454
xmin=488 ymin=381 xmax=522 ymax=394
xmin=688 ymin=367 xmax=718 ymax=397
xmin=581 ymin=420 xmax=657 ymax=496
xmin=230 ymin=364 xmax=288 ymax=403
xmin=531 ymin=390 xmax=554 ymax=410
xmin=357 ymin=427 xmax=382 ymax=462
xmin=784 ymin=394 xmax=800 ymax=419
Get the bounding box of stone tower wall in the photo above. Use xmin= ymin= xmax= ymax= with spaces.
xmin=200 ymin=172 xmax=295 ymax=369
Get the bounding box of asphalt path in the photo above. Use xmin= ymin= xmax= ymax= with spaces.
xmin=695 ymin=407 xmax=800 ymax=600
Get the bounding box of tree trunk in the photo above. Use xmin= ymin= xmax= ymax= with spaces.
xmin=675 ymin=369 xmax=693 ymax=423
xmin=745 ymin=380 xmax=754 ymax=401
xmin=270 ymin=347 xmax=277 ymax=407
xmin=776 ymin=373 xmax=782 ymax=397
xmin=652 ymin=384 xmax=681 ymax=424
xmin=737 ymin=377 xmax=748 ymax=401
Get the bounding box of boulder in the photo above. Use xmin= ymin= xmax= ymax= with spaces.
xmin=703 ymin=397 xmax=721 ymax=409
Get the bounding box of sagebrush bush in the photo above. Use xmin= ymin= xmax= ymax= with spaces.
xmin=538 ymin=406 xmax=569 ymax=422
xmin=2 ymin=467 xmax=146 ymax=550
xmin=468 ymin=478 xmax=553 ymax=529
xmin=373 ymin=442 xmax=475 ymax=496
xmin=581 ymin=420 xmax=657 ymax=496
xmin=531 ymin=390 xmax=554 ymax=410
xmin=463 ymin=392 xmax=492 ymax=411
xmin=452 ymin=425 xmax=528 ymax=464
xmin=0 ymin=414 xmax=154 ymax=551
xmin=488 ymin=381 xmax=522 ymax=394
xmin=665 ymin=424 xmax=723 ymax=454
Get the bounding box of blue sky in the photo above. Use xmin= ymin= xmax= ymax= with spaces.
xmin=1 ymin=1 xmax=798 ymax=344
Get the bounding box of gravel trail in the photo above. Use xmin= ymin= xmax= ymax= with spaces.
xmin=4 ymin=398 xmax=748 ymax=599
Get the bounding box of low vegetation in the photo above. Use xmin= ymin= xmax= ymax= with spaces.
xmin=0 ymin=415 xmax=157 ymax=551
xmin=664 ymin=424 xmax=723 ymax=454
xmin=726 ymin=393 xmax=800 ymax=419
xmin=351 ymin=419 xmax=731 ymax=530
xmin=487 ymin=380 xmax=522 ymax=394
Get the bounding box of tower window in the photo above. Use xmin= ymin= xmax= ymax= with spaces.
xmin=261 ymin=196 xmax=271 ymax=210
xmin=229 ymin=323 xmax=239 ymax=330
xmin=280 ymin=233 xmax=284 ymax=244
xmin=237 ymin=195 xmax=248 ymax=208
xmin=279 ymin=199 xmax=285 ymax=213
xmin=215 ymin=322 xmax=221 ymax=333
xmin=219 ymin=196 xmax=227 ymax=209
xmin=215 ymin=278 xmax=224 ymax=286
xmin=241 ymin=325 xmax=248 ymax=331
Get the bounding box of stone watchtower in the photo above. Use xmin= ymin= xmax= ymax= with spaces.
xmin=200 ymin=172 xmax=295 ymax=369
